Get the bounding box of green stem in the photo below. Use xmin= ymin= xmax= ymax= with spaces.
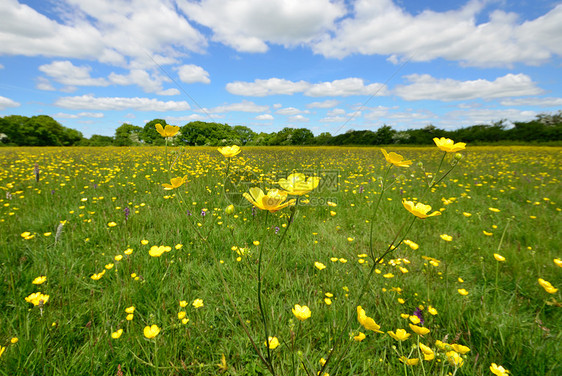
xmin=257 ymin=212 xmax=274 ymax=371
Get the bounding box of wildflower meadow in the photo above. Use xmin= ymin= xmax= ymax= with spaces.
xmin=0 ymin=138 xmax=560 ymax=375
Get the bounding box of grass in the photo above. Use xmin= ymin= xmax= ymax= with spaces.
xmin=0 ymin=145 xmax=561 ymax=375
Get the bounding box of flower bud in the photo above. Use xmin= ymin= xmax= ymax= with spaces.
xmin=417 ymin=161 xmax=424 ymax=168
xmin=454 ymin=153 xmax=463 ymax=161
xmin=225 ymin=204 xmax=235 ymax=214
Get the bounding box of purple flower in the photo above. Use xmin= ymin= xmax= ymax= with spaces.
xmin=274 ymin=226 xmax=280 ymax=234
xmin=358 ymin=186 xmax=364 ymax=194
xmin=201 ymin=209 xmax=206 ymax=217
xmin=124 ymin=207 xmax=130 ymax=221
xmin=186 ymin=210 xmax=192 ymax=216
xmin=413 ymin=308 xmax=424 ymax=326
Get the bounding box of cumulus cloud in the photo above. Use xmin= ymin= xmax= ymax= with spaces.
xmin=177 ymin=64 xmax=211 ymax=84
xmin=0 ymin=0 xmax=206 ymax=67
xmin=36 ymin=77 xmax=56 ymax=91
xmin=52 ymin=112 xmax=104 ymax=119
xmin=394 ymin=73 xmax=543 ymax=101
xmin=289 ymin=115 xmax=309 ymax=122
xmin=306 ymin=99 xmax=339 ymax=108
xmin=199 ymin=100 xmax=269 ymax=113
xmin=0 ymin=96 xmax=20 ymax=110
xmin=178 ymin=0 xmax=345 ymax=52
xmin=312 ymin=0 xmax=562 ymax=66
xmin=108 ymin=69 xmax=170 ymax=93
xmin=256 ymin=114 xmax=274 ymax=120
xmin=276 ymin=107 xmax=308 ymax=116
xmin=500 ymin=97 xmax=562 ymax=107
xmin=227 ymin=78 xmax=387 ymax=97
xmin=39 ymin=60 xmax=109 ymax=86
xmin=443 ymin=108 xmax=537 ymax=125
xmin=55 ymin=95 xmax=191 ymax=111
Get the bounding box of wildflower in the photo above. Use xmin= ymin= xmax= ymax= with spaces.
xmin=388 ymin=328 xmax=411 ymax=341
xmin=182 ymin=318 xmax=189 ymax=324
xmin=155 ymin=123 xmax=179 ymax=138
xmin=412 ymin=307 xmax=424 ymax=325
xmin=11 ymin=337 xmax=18 ymax=344
xmin=409 ymin=324 xmax=430 ymax=336
xmin=314 ymin=262 xmax=326 ymax=270
xmin=357 ymin=306 xmax=383 ymax=333
xmin=353 ymin=332 xmax=366 ymax=342
xmin=553 ymin=258 xmax=562 ymax=268
xmin=489 ymin=207 xmax=500 ymax=212
xmin=446 ymin=351 xmax=464 ymax=367
xmin=462 ymin=212 xmax=472 ymax=217
xmin=419 ymin=343 xmax=435 ymax=361
xmin=25 ymin=292 xmax=50 ymax=306
xmin=399 ymin=356 xmax=419 ymax=365
xmin=143 ymin=324 xmax=160 ymax=339
xmin=490 ymin=363 xmax=510 ymax=376
xmin=111 ymin=329 xmax=123 ymax=339
xmin=125 ymin=306 xmax=135 ymax=314
xmin=126 ymin=314 xmax=134 ymax=321
xmin=0 ymin=346 xmax=4 ymax=358
xmin=114 ymin=255 xmax=123 ymax=261
xmin=292 ymin=304 xmax=311 ymax=321
xmin=178 ymin=311 xmax=186 ymax=319
xmin=494 ymin=253 xmax=506 ymax=262
xmin=324 ymin=298 xmax=332 ymax=305
xmin=458 ymin=288 xmax=469 ymax=296
xmin=452 ymin=344 xmax=470 ymax=354
xmin=179 ymin=300 xmax=188 ymax=307
xmin=483 ymin=231 xmax=493 ymax=236
xmin=105 ymin=263 xmax=114 ymax=269
xmin=265 ymin=336 xmax=279 ymax=349
xmin=403 ymin=239 xmax=419 ymax=250
xmin=192 ymin=298 xmax=204 ymax=308
xmin=278 ymin=173 xmax=320 ymax=196
xmin=440 ymin=234 xmax=453 ymax=242
xmin=381 ymin=149 xmax=412 ymax=167
xmin=149 ymin=245 xmax=167 ymax=257
xmin=243 ymin=187 xmax=295 ymax=213
xmin=253 ymin=240 xmax=260 ymax=246
xmin=217 ymin=145 xmax=241 ymax=158
xmin=225 ymin=204 xmax=235 ymax=214
xmin=330 ymin=211 xmax=336 ymax=216
xmin=90 ymin=270 xmax=106 ymax=280
xmin=107 ymin=222 xmax=117 ymax=227
xmin=427 ymin=306 xmax=438 ymax=315
xmin=141 ymin=239 xmax=149 ymax=245
xmin=538 ymin=278 xmax=558 ymax=294
xmin=124 ymin=248 xmax=133 ymax=255
xmin=402 ymin=200 xmax=441 ymax=219
xmin=32 ymin=276 xmax=47 ymax=285
xmin=162 ymin=176 xmax=187 ymax=190
xmin=433 ymin=137 xmax=466 ymax=152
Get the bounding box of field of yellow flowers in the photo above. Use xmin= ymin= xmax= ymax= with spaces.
xmin=0 ymin=143 xmax=560 ymax=375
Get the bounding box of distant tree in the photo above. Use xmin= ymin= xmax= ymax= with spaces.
xmin=141 ymin=119 xmax=168 ymax=145
xmin=291 ymin=128 xmax=314 ymax=145
xmin=115 ymin=123 xmax=142 ymax=146
xmin=374 ymin=125 xmax=396 ymax=145
xmin=313 ymin=132 xmax=332 ymax=145
xmin=232 ymin=125 xmax=256 ymax=145
xmin=87 ymin=134 xmax=114 ymax=146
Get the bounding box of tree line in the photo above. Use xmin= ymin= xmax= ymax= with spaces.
xmin=1 ymin=112 xmax=561 ymax=147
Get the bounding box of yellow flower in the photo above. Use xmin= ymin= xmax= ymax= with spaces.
xmin=178 ymin=311 xmax=186 ymax=319
xmin=494 ymin=253 xmax=506 ymax=262
xmin=192 ymin=298 xmax=204 ymax=308
xmin=353 ymin=332 xmax=366 ymax=342
xmin=126 ymin=314 xmax=134 ymax=321
xmin=483 ymin=230 xmax=493 ymax=236
xmin=427 ymin=306 xmax=438 ymax=315
xmin=265 ymin=336 xmax=279 ymax=349
xmin=452 ymin=344 xmax=470 ymax=354
xmin=143 ymin=324 xmax=161 ymax=339
xmin=388 ymin=328 xmax=411 ymax=341
xmin=419 ymin=343 xmax=435 ymax=361
xmin=141 ymin=239 xmax=149 ymax=245
xmin=489 ymin=207 xmax=500 ymax=212
xmin=25 ymin=292 xmax=50 ymax=306
xmin=125 ymin=306 xmax=135 ymax=314
xmin=225 ymin=204 xmax=235 ymax=214
xmin=357 ymin=306 xmax=383 ymax=333
xmin=402 ymin=200 xmax=441 ymax=219
xmin=155 ymin=123 xmax=179 ymax=138
xmin=149 ymin=245 xmax=167 ymax=257
xmin=462 ymin=212 xmax=472 ymax=217
xmin=403 ymin=239 xmax=419 ymax=250
xmin=292 ymin=304 xmax=311 ymax=321
xmin=446 ymin=351 xmax=464 ymax=367
xmin=217 ymin=145 xmax=241 ymax=158
xmin=182 ymin=318 xmax=189 ymax=325
xmin=243 ymin=187 xmax=295 ymax=213
xmin=162 ymin=176 xmax=187 ymax=190
xmin=107 ymin=222 xmax=117 ymax=227
xmin=11 ymin=337 xmax=18 ymax=344
xmin=433 ymin=137 xmax=466 ymax=152
xmin=179 ymin=300 xmax=188 ymax=307
xmin=278 ymin=173 xmax=320 ymax=195
xmin=440 ymin=234 xmax=453 ymax=242
xmin=409 ymin=324 xmax=430 ymax=336
xmin=314 ymin=262 xmax=326 ymax=270
xmin=0 ymin=346 xmax=5 ymax=358
xmin=538 ymin=278 xmax=558 ymax=294
xmin=32 ymin=276 xmax=47 ymax=285
xmin=111 ymin=329 xmax=123 ymax=339
xmin=381 ymin=149 xmax=412 ymax=167
xmin=90 ymin=270 xmax=106 ymax=280
xmin=490 ymin=363 xmax=510 ymax=376
xmin=553 ymin=258 xmax=562 ymax=268
xmin=458 ymin=288 xmax=469 ymax=296
xmin=399 ymin=356 xmax=419 ymax=366
xmin=105 ymin=263 xmax=114 ymax=269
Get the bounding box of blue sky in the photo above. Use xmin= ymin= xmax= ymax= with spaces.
xmin=1 ymin=0 xmax=561 ymax=138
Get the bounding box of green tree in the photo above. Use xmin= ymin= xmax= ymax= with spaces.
xmin=141 ymin=119 xmax=168 ymax=145
xmin=115 ymin=123 xmax=142 ymax=146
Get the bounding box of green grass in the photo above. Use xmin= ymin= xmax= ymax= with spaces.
xmin=0 ymin=145 xmax=561 ymax=375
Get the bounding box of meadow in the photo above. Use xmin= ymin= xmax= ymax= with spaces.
xmin=0 ymin=143 xmax=560 ymax=375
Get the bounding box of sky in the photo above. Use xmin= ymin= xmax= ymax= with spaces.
xmin=0 ymin=0 xmax=561 ymax=138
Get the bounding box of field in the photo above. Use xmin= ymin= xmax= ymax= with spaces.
xmin=0 ymin=145 xmax=560 ymax=375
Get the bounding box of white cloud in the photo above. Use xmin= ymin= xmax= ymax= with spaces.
xmin=200 ymin=100 xmax=269 ymax=113
xmin=0 ymin=96 xmax=20 ymax=110
xmin=39 ymin=60 xmax=109 ymax=87
xmin=227 ymin=77 xmax=387 ymax=97
xmin=177 ymin=64 xmax=210 ymax=84
xmin=36 ymin=77 xmax=56 ymax=91
xmin=289 ymin=115 xmax=309 ymax=122
xmin=312 ymin=0 xmax=562 ymax=66
xmin=307 ymin=99 xmax=339 ymax=108
xmin=0 ymin=64 xmax=4 ymax=69
xmin=53 ymin=112 xmax=104 ymax=119
xmin=394 ymin=73 xmax=543 ymax=101
xmin=305 ymin=78 xmax=388 ymax=97
xmin=0 ymin=0 xmax=206 ymax=67
xmin=227 ymin=78 xmax=311 ymax=96
xmin=443 ymin=108 xmax=537 ymax=127
xmin=157 ymin=88 xmax=181 ymax=96
xmin=108 ymin=69 xmax=169 ymax=93
xmin=500 ymin=97 xmax=562 ymax=107
xmin=55 ymin=95 xmax=190 ymax=111
xmin=256 ymin=114 xmax=274 ymax=120
xmin=276 ymin=107 xmax=308 ymax=116
xmin=178 ymin=0 xmax=345 ymax=52
xmin=166 ymin=114 xmax=211 ymax=123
